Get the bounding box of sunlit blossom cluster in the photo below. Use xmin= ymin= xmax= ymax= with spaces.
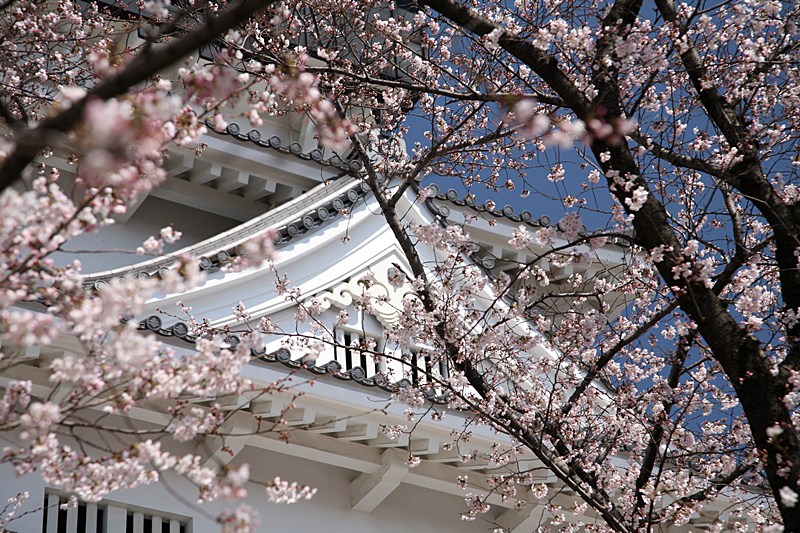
xmin=1 ymin=0 xmax=800 ymax=529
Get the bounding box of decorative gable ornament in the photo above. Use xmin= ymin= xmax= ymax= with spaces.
xmin=307 ymin=263 xmax=417 ymax=328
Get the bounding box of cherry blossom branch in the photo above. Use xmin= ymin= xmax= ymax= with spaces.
xmin=629 ymin=131 xmax=722 ymax=176
xmin=655 ymin=0 xmax=800 ymax=341
xmin=419 ymin=0 xmax=591 ymax=115
xmin=634 ymin=332 xmax=694 ymax=519
xmin=677 ymin=463 xmax=754 ymax=506
xmin=0 ymin=0 xmax=278 ymax=191
xmin=389 ymin=103 xmax=507 ymax=206
xmin=422 ymin=0 xmax=800 ymax=525
xmin=353 ymin=138 xmax=631 ymax=531
xmin=304 ymin=64 xmax=566 ymax=107
xmin=561 ymin=300 xmax=680 ymax=418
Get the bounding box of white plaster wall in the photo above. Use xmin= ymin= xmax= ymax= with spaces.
xmin=0 ymin=449 xmax=496 ymax=533
xmin=0 ymin=468 xmax=47 ymax=533
xmin=52 ymin=197 xmax=239 ymax=272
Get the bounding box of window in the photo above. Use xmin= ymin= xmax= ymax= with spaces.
xmin=323 ymin=325 xmax=449 ymax=388
xmin=333 ymin=328 xmax=383 ymax=379
xmin=42 ymin=493 xmax=189 ymax=533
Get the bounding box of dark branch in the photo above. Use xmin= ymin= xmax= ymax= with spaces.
xmin=0 ymin=0 xmax=278 ymax=193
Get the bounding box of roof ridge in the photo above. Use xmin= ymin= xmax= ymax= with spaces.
xmin=423 ymin=183 xmax=551 ymax=228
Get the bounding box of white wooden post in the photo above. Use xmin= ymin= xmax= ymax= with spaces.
xmin=105 ymin=505 xmax=127 ymax=533
xmin=65 ymin=504 xmax=78 ymax=533
xmin=45 ymin=494 xmax=59 ymax=533
xmin=132 ymin=511 xmax=144 ymax=533
xmin=85 ymin=503 xmax=98 ymax=533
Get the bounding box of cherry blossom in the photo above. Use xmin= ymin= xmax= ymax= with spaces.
xmin=2 ymin=0 xmax=800 ymax=530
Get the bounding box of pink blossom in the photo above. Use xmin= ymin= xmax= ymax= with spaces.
xmin=265 ymin=477 xmax=317 ymax=504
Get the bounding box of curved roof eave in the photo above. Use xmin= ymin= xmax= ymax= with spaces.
xmin=82 ymin=175 xmax=370 ymax=290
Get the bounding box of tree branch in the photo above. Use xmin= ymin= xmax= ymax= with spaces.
xmin=629 ymin=131 xmax=722 ymax=176
xmin=0 ymin=0 xmax=278 ymax=193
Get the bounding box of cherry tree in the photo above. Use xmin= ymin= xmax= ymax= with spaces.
xmin=232 ymin=0 xmax=799 ymax=529
xmin=400 ymin=1 xmax=800 ymax=529
xmin=2 ymin=0 xmax=800 ymax=531
xmin=0 ymin=0 xmax=319 ymax=529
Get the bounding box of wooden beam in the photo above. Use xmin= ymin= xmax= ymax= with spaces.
xmin=351 ymin=448 xmax=408 ymax=513
xmin=242 ymin=176 xmax=276 ymax=200
xmin=249 ymin=428 xmax=383 ymax=475
xmin=45 ymin=494 xmax=59 ymax=533
xmin=163 ymin=153 xmax=193 ymax=176
xmin=151 ymin=177 xmax=266 ymax=221
xmin=105 ymin=504 xmax=127 ymax=533
xmin=495 ymin=488 xmax=547 ymax=533
xmin=335 ymin=422 xmax=379 ymax=442
xmin=306 ymin=416 xmax=348 ymax=434
xmin=114 ymin=190 xmax=149 ymax=223
xmin=188 ymin=159 xmax=222 ymax=185
xmin=215 ymin=168 xmax=249 ymax=193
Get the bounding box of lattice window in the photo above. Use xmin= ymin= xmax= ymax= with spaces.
xmin=41 ymin=493 xmax=189 ymax=533
xmin=403 ymin=348 xmax=449 ymax=387
xmin=325 ymin=325 xmax=450 ymax=388
xmin=333 ymin=327 xmax=383 ymax=379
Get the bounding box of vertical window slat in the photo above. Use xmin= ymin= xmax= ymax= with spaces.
xmin=105 ymin=504 xmax=126 ymax=533
xmin=65 ymin=504 xmax=78 ymax=533
xmin=132 ymin=511 xmax=144 ymax=533
xmin=85 ymin=503 xmax=98 ymax=533
xmin=45 ymin=494 xmax=60 ymax=533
